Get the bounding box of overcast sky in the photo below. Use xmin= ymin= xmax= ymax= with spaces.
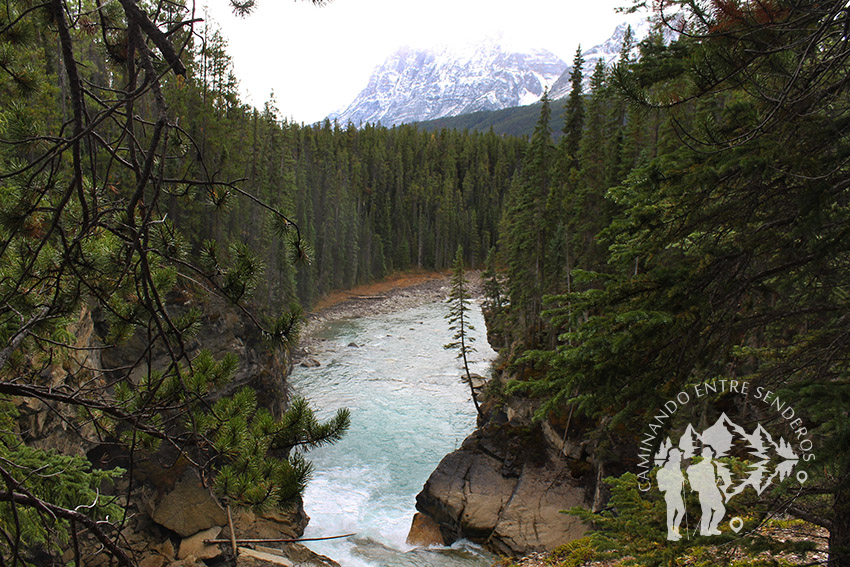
xmin=202 ymin=0 xmax=641 ymax=124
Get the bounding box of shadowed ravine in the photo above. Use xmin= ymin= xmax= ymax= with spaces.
xmin=289 ymin=300 xmax=495 ymax=567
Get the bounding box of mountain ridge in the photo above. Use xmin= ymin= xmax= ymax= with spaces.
xmin=327 ymin=17 xmax=654 ymax=129
xmin=328 ymin=40 xmax=566 ymax=127
xmin=549 ymin=18 xmax=652 ymax=99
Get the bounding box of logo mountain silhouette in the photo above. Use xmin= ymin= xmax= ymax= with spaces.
xmin=654 ymin=413 xmax=799 ymax=504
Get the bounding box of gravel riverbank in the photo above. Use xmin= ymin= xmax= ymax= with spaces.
xmin=295 ymin=271 xmax=483 ymax=360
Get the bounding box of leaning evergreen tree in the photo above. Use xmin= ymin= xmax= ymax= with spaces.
xmin=445 ymin=245 xmax=482 ymax=418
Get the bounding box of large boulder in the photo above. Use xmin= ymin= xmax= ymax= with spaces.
xmin=151 ymin=470 xmax=227 ymax=537
xmin=221 ymin=506 xmax=308 ymax=542
xmin=413 ymin=409 xmax=589 ymax=556
xmin=177 ymin=527 xmax=222 ymax=560
xmin=406 ymin=512 xmax=445 ymax=547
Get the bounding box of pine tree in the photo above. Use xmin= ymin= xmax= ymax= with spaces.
xmin=562 ymin=45 xmax=585 ymax=168
xmin=445 ymin=245 xmax=481 ymax=418
xmin=500 ymin=90 xmax=554 ymax=345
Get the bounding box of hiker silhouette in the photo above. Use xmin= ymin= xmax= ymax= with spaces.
xmin=686 ymin=445 xmax=725 ymax=536
xmin=656 ymin=447 xmax=685 ymax=541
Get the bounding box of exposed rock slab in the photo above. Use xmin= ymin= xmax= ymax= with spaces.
xmin=177 ymin=526 xmax=222 ymax=560
xmin=406 ymin=512 xmax=445 ymax=547
xmin=222 ymin=506 xmax=308 ymax=541
xmin=238 ymin=548 xmax=294 ymax=566
xmin=489 ymin=468 xmax=586 ymax=555
xmin=267 ymin=543 xmax=339 ymax=567
xmin=236 ymin=543 xmax=339 ymax=567
xmin=151 ymin=471 xmax=227 ymax=537
xmin=139 ymin=556 xmax=168 ymax=567
xmin=413 ymin=411 xmax=588 ymax=556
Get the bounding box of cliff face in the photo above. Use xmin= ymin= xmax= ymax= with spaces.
xmin=413 ymin=390 xmax=590 ymax=556
xmin=412 ymin=313 xmax=632 ymax=557
xmin=12 ymin=295 xmax=337 ymax=567
xmin=15 ymin=306 xmax=102 ymax=455
xmin=100 ymin=294 xmax=290 ymax=418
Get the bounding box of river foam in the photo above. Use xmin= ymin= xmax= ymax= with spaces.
xmin=289 ymin=301 xmax=495 ymax=567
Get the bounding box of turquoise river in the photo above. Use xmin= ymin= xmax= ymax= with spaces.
xmin=289 ymin=299 xmax=496 ymax=567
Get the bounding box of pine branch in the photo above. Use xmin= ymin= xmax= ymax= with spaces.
xmin=0 ymin=490 xmax=133 ymax=567
xmin=117 ymin=0 xmax=186 ymax=77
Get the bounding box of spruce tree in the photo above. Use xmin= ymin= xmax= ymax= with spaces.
xmin=619 ymin=24 xmax=634 ymax=66
xmin=500 ymin=89 xmax=554 ymax=345
xmin=481 ymin=247 xmax=504 ymax=312
xmin=445 ymin=245 xmax=481 ymax=418
xmin=507 ymin=3 xmax=850 ymax=564
xmin=562 ymin=45 xmax=585 ymax=168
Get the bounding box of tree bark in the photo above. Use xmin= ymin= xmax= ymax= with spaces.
xmin=831 ymin=484 xmax=850 ymax=567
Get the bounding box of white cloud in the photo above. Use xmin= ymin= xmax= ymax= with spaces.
xmin=203 ymin=0 xmax=638 ymax=124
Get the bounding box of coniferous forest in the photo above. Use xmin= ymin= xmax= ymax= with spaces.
xmin=1 ymin=0 xmax=849 ymax=566
xmin=484 ymin=2 xmax=850 ymax=565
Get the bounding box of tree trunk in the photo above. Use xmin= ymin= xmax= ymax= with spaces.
xmin=831 ymin=484 xmax=850 ymax=567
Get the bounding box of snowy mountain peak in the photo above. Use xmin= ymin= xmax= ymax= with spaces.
xmin=549 ymin=17 xmax=655 ymax=99
xmin=327 ymin=40 xmax=567 ymax=127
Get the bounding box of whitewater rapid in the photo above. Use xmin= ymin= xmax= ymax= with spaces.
xmin=289 ymin=300 xmax=495 ymax=567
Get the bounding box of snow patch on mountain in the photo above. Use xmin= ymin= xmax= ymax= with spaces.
xmin=327 ymin=38 xmax=567 ymax=127
xmin=549 ymin=17 xmax=654 ymax=100
xmin=549 ymin=15 xmax=683 ymax=100
xmin=326 ymin=15 xmax=678 ymax=127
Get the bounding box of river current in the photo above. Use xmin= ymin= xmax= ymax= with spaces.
xmin=289 ymin=300 xmax=496 ymax=567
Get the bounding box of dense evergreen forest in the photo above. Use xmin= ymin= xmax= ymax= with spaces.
xmin=144 ymin=24 xmax=527 ymax=311
xmin=166 ymin=66 xmax=526 ymax=309
xmin=483 ymin=2 xmax=850 ymax=566
xmin=2 ymin=0 xmax=850 ymax=565
xmin=0 ymin=0 xmax=526 ymax=564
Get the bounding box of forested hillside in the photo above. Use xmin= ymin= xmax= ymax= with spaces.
xmin=4 ymin=0 xmax=850 ymax=565
xmin=482 ymin=1 xmax=850 ymax=565
xmin=415 ymin=99 xmax=568 ymax=139
xmin=156 ymin=30 xmax=527 ymax=310
xmin=0 ymin=0 xmax=524 ymax=564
